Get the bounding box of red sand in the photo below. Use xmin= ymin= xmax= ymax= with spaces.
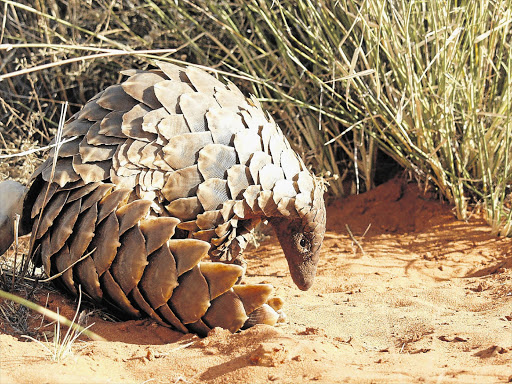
xmin=1 ymin=177 xmax=511 ymax=383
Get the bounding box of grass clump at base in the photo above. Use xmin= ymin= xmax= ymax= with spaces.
xmin=347 ymin=0 xmax=512 ymax=234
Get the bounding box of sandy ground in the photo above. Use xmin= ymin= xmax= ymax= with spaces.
xmin=1 ymin=177 xmax=511 ymax=384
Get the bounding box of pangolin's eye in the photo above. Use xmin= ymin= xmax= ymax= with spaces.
xmin=300 ymin=238 xmax=307 ymax=248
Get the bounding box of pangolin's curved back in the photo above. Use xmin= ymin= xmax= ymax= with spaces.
xmin=25 ymin=61 xmax=324 ymax=334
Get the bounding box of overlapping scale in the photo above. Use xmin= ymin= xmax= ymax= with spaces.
xmin=169 ymin=265 xmax=210 ymax=324
xmin=166 ymin=196 xmax=203 ymax=221
xmin=85 ymin=122 xmax=125 ymax=146
xmin=49 ymin=137 xmax=81 ymax=158
xmin=227 ymin=164 xmax=252 ymax=200
xmin=78 ymin=97 xmax=109 ymax=121
xmin=185 ymin=66 xmax=225 ymax=95
xmin=141 ymin=107 xmax=168 ymax=134
xmin=62 ymin=119 xmax=92 ymax=138
xmin=72 ymin=155 xmax=110 ymax=184
xmin=199 ymin=263 xmax=243 ymax=300
xmin=99 ymin=111 xmax=125 ymax=138
xmin=197 ymin=143 xmax=237 ymax=179
xmin=121 ymin=103 xmax=157 ymax=142
xmin=79 ymin=140 xmax=117 ymax=163
xmin=154 ymin=61 xmax=182 ymax=82
xmin=202 ymin=289 xmax=247 ymax=332
xmin=163 ymin=131 xmax=213 ymax=169
xmin=162 ymin=165 xmax=203 ymax=202
xmin=41 ymin=158 xmax=80 ymax=187
xmin=139 ymin=244 xmax=178 ymax=308
xmin=234 ymin=130 xmax=262 ymax=165
xmin=97 ymin=84 xmax=138 ymax=112
xmin=259 ymin=163 xmax=284 ymax=191
xmin=111 ymin=225 xmax=147 ymax=294
xmin=206 ymin=107 xmax=245 ymax=145
xmin=197 ymin=178 xmax=231 ymax=211
xmin=180 ymin=93 xmax=218 ymax=132
xmin=121 ymin=72 xmax=165 ymax=110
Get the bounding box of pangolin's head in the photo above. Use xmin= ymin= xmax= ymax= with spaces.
xmin=0 ymin=180 xmax=27 ymax=256
xmin=269 ymin=181 xmax=326 ymax=291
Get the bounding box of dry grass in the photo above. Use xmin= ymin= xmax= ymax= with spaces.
xmin=0 ymin=0 xmax=510 ymax=236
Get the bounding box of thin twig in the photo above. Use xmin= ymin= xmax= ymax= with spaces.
xmin=3 ymin=249 xmax=93 ymax=283
xmin=345 ymin=224 xmax=371 ymax=257
xmin=318 ymin=83 xmax=323 ymax=131
xmin=0 ymin=48 xmax=179 ymax=81
xmin=36 ymin=249 xmax=95 ymax=283
xmin=171 ymin=341 xmax=195 ymax=352
xmin=0 ymin=136 xmax=77 ymax=159
xmin=0 ymin=45 xmax=267 ymax=85
xmin=10 ymin=213 xmax=20 ymax=290
xmin=361 ymin=223 xmax=372 ymax=238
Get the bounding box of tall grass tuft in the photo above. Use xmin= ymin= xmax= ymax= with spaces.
xmin=343 ymin=0 xmax=512 ymax=234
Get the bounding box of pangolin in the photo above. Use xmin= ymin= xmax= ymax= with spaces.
xmin=0 ymin=61 xmax=326 ymax=335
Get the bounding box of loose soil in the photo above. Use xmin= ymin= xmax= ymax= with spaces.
xmin=1 ymin=177 xmax=511 ymax=383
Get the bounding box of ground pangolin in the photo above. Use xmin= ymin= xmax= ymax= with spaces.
xmin=0 ymin=61 xmax=326 ymax=335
